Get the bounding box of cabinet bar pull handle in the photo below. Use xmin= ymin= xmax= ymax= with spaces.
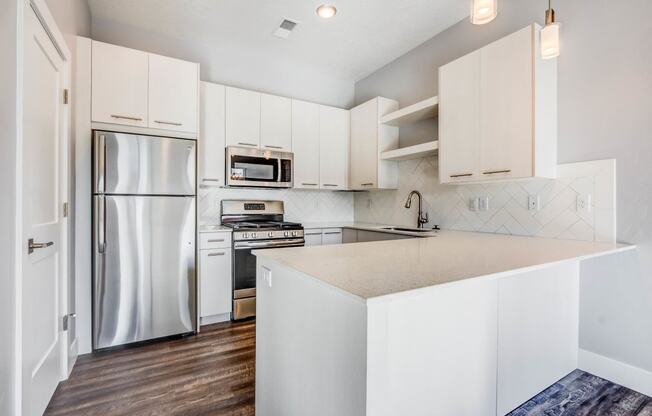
xmin=208 ymin=252 xmax=225 ymax=256
xmin=482 ymin=169 xmax=511 ymax=175
xmin=323 ymin=232 xmax=341 ymax=235
xmin=111 ymin=114 xmax=142 ymax=121
xmin=301 ymin=183 xmax=318 ymax=186
xmin=208 ymin=239 xmax=225 ymax=243
xmin=305 ymin=232 xmax=322 ymax=236
xmin=238 ymin=142 xmax=258 ymax=147
xmin=450 ymin=173 xmax=473 ymax=178
xmin=264 ymin=145 xmax=283 ymax=149
xmin=323 ymin=184 xmax=338 ymax=187
xmin=154 ymin=120 xmax=182 ymax=126
xmin=361 ymin=183 xmax=374 ymax=186
xmin=202 ymin=178 xmax=221 ymax=182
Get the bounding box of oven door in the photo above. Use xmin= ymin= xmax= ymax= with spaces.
xmin=232 ymin=239 xmax=304 ymax=319
xmin=226 ymin=146 xmax=293 ymax=188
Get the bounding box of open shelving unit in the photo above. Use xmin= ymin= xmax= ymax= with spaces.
xmin=380 ymin=96 xmax=438 ymax=127
xmin=380 ymin=140 xmax=438 ymax=161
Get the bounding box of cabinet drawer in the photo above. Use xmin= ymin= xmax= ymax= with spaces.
xmin=304 ymin=229 xmax=323 ymax=246
xmin=322 ymin=228 xmax=343 ymax=245
xmin=200 ymin=232 xmax=231 ymax=249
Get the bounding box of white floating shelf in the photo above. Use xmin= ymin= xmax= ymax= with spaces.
xmin=380 ymin=96 xmax=439 ymax=127
xmin=380 ymin=140 xmax=438 ymax=161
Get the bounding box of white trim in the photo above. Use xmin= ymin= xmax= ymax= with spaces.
xmin=200 ymin=313 xmax=232 ymax=326
xmin=578 ymin=349 xmax=652 ymax=397
xmin=14 ymin=2 xmax=25 ymax=415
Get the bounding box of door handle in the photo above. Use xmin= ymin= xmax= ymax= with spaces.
xmin=154 ymin=120 xmax=182 ymax=126
xmin=95 ymin=134 xmax=106 ymax=193
xmin=237 ymin=142 xmax=258 ymax=147
xmin=482 ymin=169 xmax=511 ymax=175
xmin=450 ymin=173 xmax=473 ymax=178
xmin=264 ymin=145 xmax=283 ymax=149
xmin=97 ymin=196 xmax=106 ymax=254
xmin=28 ymin=238 xmax=53 ymax=254
xmin=110 ymin=114 xmax=142 ymax=121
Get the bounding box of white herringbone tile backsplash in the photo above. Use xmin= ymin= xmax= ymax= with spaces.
xmin=354 ymin=157 xmax=616 ymax=242
xmin=199 ymin=187 xmax=355 ymax=225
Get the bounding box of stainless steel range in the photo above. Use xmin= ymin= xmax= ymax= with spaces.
xmin=221 ymin=200 xmax=304 ymax=320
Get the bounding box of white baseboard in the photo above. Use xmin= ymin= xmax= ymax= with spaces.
xmin=200 ymin=313 xmax=231 ymax=327
xmin=578 ymin=349 xmax=652 ymax=396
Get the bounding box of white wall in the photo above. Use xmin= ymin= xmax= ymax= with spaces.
xmin=354 ymin=0 xmax=652 ymax=376
xmin=0 ymin=1 xmax=20 ymax=414
xmin=90 ymin=16 xmax=355 ymax=109
xmin=199 ymin=188 xmax=354 ymax=225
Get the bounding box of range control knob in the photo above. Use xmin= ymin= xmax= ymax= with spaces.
xmin=251 ymin=232 xmax=257 ymax=239
xmin=243 ymin=232 xmax=249 ymax=239
xmin=291 ymin=231 xmax=298 ymax=237
xmin=284 ymin=231 xmax=290 ymax=237
xmin=268 ymin=232 xmax=274 ymax=237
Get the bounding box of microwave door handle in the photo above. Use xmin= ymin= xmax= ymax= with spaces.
xmin=277 ymin=158 xmax=282 ymax=183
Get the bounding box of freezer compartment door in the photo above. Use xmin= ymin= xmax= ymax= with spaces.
xmin=94 ymin=131 xmax=196 ymax=195
xmin=93 ymin=195 xmax=196 ymax=349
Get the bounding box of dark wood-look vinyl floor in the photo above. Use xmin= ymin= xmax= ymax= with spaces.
xmin=45 ymin=320 xmax=256 ymax=416
xmin=47 ymin=318 xmax=652 ymax=416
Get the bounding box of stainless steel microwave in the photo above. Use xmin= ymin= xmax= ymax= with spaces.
xmin=226 ymin=146 xmax=293 ymax=188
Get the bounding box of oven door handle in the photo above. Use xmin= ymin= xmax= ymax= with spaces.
xmin=234 ymin=239 xmax=305 ymax=249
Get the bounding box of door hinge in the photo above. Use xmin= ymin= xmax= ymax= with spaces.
xmin=63 ymin=202 xmax=69 ymax=218
xmin=62 ymin=313 xmax=76 ymax=331
xmin=63 ymin=89 xmax=69 ymax=104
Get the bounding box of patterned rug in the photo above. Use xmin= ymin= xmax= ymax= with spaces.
xmin=508 ymin=369 xmax=652 ymax=416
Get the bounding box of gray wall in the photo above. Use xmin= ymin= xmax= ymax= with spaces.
xmin=91 ymin=16 xmax=355 ymax=108
xmin=0 ymin=1 xmax=19 ymax=414
xmin=355 ymin=0 xmax=652 ymax=373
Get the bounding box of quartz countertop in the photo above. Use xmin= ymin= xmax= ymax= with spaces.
xmin=302 ymin=222 xmax=439 ymax=238
xmin=198 ymin=224 xmax=232 ymax=233
xmin=254 ymin=230 xmax=634 ymax=300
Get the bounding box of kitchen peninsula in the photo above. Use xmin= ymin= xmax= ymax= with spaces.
xmin=254 ymin=231 xmax=634 ymax=416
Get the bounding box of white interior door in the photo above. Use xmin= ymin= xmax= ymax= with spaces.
xmin=22 ymin=6 xmax=67 ymax=415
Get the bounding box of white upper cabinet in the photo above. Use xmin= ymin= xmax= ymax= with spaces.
xmin=439 ymin=50 xmax=481 ymax=183
xmin=199 ymin=82 xmax=226 ymax=187
xmin=319 ymin=106 xmax=350 ymax=190
xmin=439 ymin=24 xmax=557 ymax=184
xmin=350 ymin=97 xmax=399 ymax=190
xmin=148 ymin=53 xmax=199 ymax=133
xmin=91 ymin=41 xmax=148 ymax=127
xmin=225 ymin=87 xmax=261 ymax=148
xmin=292 ymin=100 xmax=320 ymax=189
xmin=261 ymin=93 xmax=292 ymax=151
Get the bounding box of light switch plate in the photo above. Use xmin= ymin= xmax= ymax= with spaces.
xmin=479 ymin=196 xmax=490 ymax=211
xmin=469 ymin=197 xmax=480 ymax=212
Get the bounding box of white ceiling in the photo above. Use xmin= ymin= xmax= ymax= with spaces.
xmin=87 ymin=0 xmax=469 ymax=82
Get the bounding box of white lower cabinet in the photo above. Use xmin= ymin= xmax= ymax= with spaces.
xmin=199 ymin=232 xmax=232 ymax=322
xmin=496 ymin=262 xmax=579 ymax=415
xmin=304 ymin=229 xmax=323 ymax=246
xmin=303 ymin=228 xmax=343 ymax=246
xmin=321 ymin=228 xmax=343 ymax=245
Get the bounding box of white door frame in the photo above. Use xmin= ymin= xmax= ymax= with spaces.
xmin=15 ymin=0 xmax=71 ymax=414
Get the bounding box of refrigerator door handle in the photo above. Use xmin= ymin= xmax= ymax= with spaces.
xmin=95 ymin=133 xmax=106 ymax=193
xmin=97 ymin=196 xmax=106 ymax=254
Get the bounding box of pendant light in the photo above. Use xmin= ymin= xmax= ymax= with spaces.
xmin=470 ymin=0 xmax=497 ymax=25
xmin=540 ymin=0 xmax=560 ymax=59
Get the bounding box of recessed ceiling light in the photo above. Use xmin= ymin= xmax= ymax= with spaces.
xmin=316 ymin=4 xmax=337 ymax=19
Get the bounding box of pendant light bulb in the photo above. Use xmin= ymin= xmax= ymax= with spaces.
xmin=470 ymin=0 xmax=497 ymax=25
xmin=540 ymin=1 xmax=560 ymax=59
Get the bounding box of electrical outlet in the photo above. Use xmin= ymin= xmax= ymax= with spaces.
xmin=262 ymin=267 xmax=273 ymax=288
xmin=469 ymin=197 xmax=480 ymax=212
xmin=576 ymin=194 xmax=592 ymax=213
xmin=528 ymin=195 xmax=541 ymax=211
xmin=479 ymin=196 xmax=490 ymax=211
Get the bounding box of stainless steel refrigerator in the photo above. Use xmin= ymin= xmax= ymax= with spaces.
xmin=92 ymin=131 xmax=197 ymax=350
